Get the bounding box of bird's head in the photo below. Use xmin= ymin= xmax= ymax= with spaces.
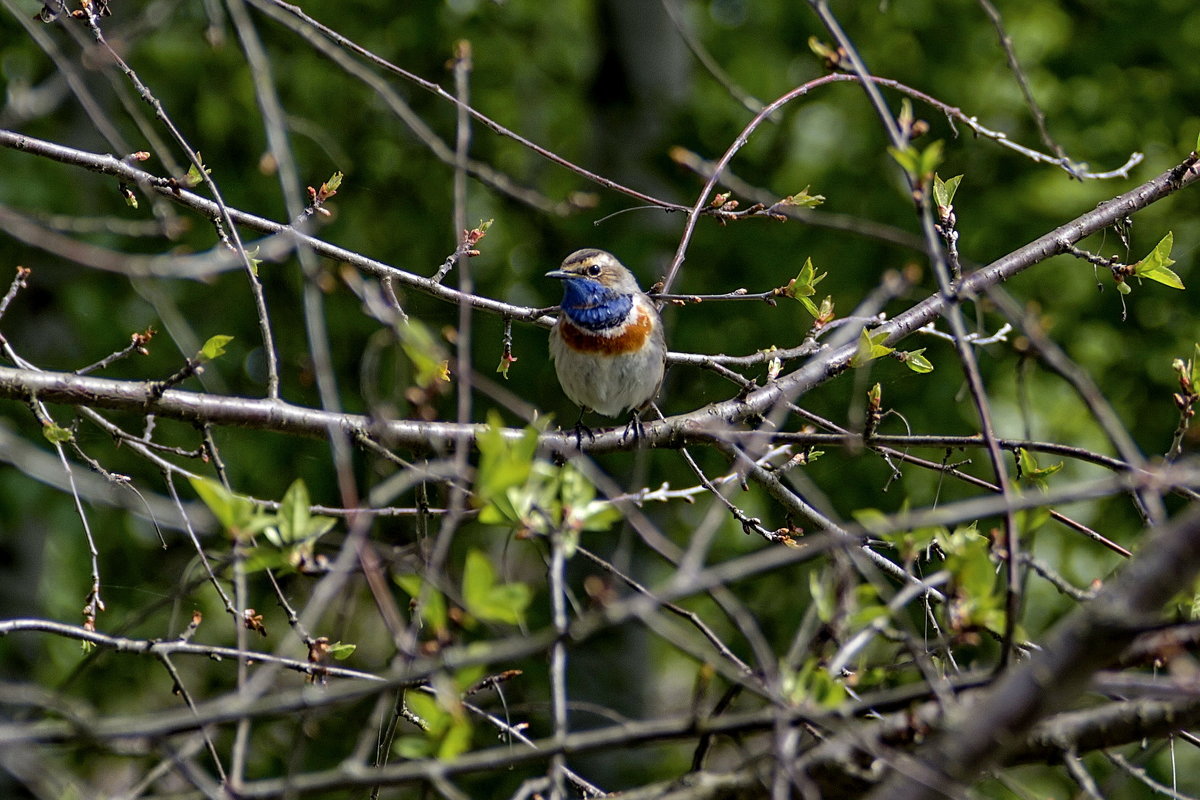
xmin=545 ymin=249 xmax=645 ymax=330
xmin=545 ymin=249 xmax=643 ymax=295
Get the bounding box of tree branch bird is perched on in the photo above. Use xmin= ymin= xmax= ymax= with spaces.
xmin=546 ymin=249 xmax=666 ymax=442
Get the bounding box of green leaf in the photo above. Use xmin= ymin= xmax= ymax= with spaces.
xmin=780 ymin=185 xmax=825 ymax=209
xmin=1017 ymin=448 xmax=1063 ymax=491
xmin=903 ymin=349 xmax=934 ymax=373
xmin=1016 ymin=447 xmax=1036 ymax=476
xmin=798 ymin=257 xmax=826 ymax=294
xmin=786 ymin=657 xmax=846 ymax=708
xmin=394 ymin=735 xmax=433 ymax=759
xmin=244 ymin=246 xmax=262 ymax=277
xmin=889 ymin=141 xmax=943 ymax=183
xmin=452 ymin=665 xmax=488 ymax=694
xmin=397 ymin=319 xmax=451 ymax=388
xmin=783 ymin=258 xmax=828 ymax=319
xmin=189 ymin=477 xmax=236 ymax=529
xmin=808 ymin=571 xmax=836 ymax=623
xmin=848 ymin=584 xmax=886 ymax=628
xmin=813 ymin=296 xmax=835 ymax=325
xmin=474 ymin=416 xmax=614 ymax=538
xmin=405 ymin=691 xmax=447 ymax=733
xmin=573 ymin=499 xmax=622 ymax=533
xmin=884 ymin=525 xmax=943 ymax=566
xmin=328 ymin=641 xmax=356 ymax=660
xmin=933 ymin=173 xmax=962 ymax=210
xmin=395 ymin=680 xmax=473 ymax=760
xmin=934 ymin=522 xmax=980 ymax=556
xmin=1131 ymin=232 xmax=1184 ymax=289
xmin=395 ymin=574 xmax=449 ymax=634
xmin=324 ymin=171 xmax=343 ymax=193
xmin=1169 ymin=579 xmax=1200 ymax=620
xmin=917 ymin=141 xmax=944 ymax=180
xmin=953 ymin=541 xmax=997 ymax=601
xmin=849 ymin=327 xmax=895 ymax=367
xmin=437 ymin=715 xmax=473 ymax=760
xmin=241 ymin=545 xmax=290 ymax=573
xmin=559 ymin=462 xmax=620 ymax=537
xmin=462 ymin=549 xmax=532 ymax=626
xmin=188 ymin=475 xmax=266 ymax=539
xmin=1017 ymin=505 xmax=1052 ymax=536
xmin=888 ymin=145 xmax=919 ymax=176
xmin=475 ymin=411 xmax=539 ymax=524
xmin=199 ymin=334 xmax=234 ymax=361
xmin=938 ymin=523 xmax=1004 ymax=633
xmin=273 ymin=478 xmax=336 ymax=544
xmin=558 ymin=460 xmax=595 ymax=509
xmin=852 ymin=508 xmax=892 ymax=537
xmin=481 ymin=582 xmax=533 ymax=625
xmin=495 ymin=352 xmax=516 ymax=379
xmin=897 ymin=98 xmax=915 ymax=136
xmin=246 ymin=481 xmax=337 ymax=573
xmin=42 ymin=422 xmax=73 ymax=444
xmin=807 ymin=36 xmax=838 ymax=61
xmin=397 ymin=682 xmax=474 ymax=762
xmin=305 ymin=514 xmax=336 ymax=542
xmin=276 ymin=479 xmax=311 ymax=544
xmin=184 ymin=154 xmax=211 ymax=187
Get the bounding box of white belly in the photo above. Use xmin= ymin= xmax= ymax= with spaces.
xmin=549 ymin=328 xmax=663 ymax=417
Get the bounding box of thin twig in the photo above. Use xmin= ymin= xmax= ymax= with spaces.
xmin=808 ymin=0 xmax=1020 ymax=666
xmin=976 ymin=0 xmax=1068 ymax=167
xmin=76 ymin=7 xmax=282 ymax=399
xmin=658 ymin=0 xmax=763 ymax=114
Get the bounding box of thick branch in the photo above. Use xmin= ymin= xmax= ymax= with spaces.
xmin=868 ymin=504 xmax=1200 ymax=799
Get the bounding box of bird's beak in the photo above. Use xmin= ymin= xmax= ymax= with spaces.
xmin=544 ymin=269 xmax=572 ymax=280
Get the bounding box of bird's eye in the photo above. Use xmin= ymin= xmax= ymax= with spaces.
xmin=586 ymin=264 xmax=602 ymax=277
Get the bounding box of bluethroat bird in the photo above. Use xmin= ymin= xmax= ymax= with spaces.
xmin=546 ymin=249 xmax=666 ymax=442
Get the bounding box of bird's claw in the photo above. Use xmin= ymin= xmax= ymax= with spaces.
xmin=573 ymin=420 xmax=596 ymax=449
xmin=621 ymin=412 xmax=645 ymax=444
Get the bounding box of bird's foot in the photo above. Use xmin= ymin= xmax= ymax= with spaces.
xmin=621 ymin=411 xmax=645 ymax=444
xmin=573 ymin=420 xmax=596 ymax=449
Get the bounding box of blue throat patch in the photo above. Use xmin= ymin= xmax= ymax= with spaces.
xmin=559 ymin=278 xmax=633 ymax=331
